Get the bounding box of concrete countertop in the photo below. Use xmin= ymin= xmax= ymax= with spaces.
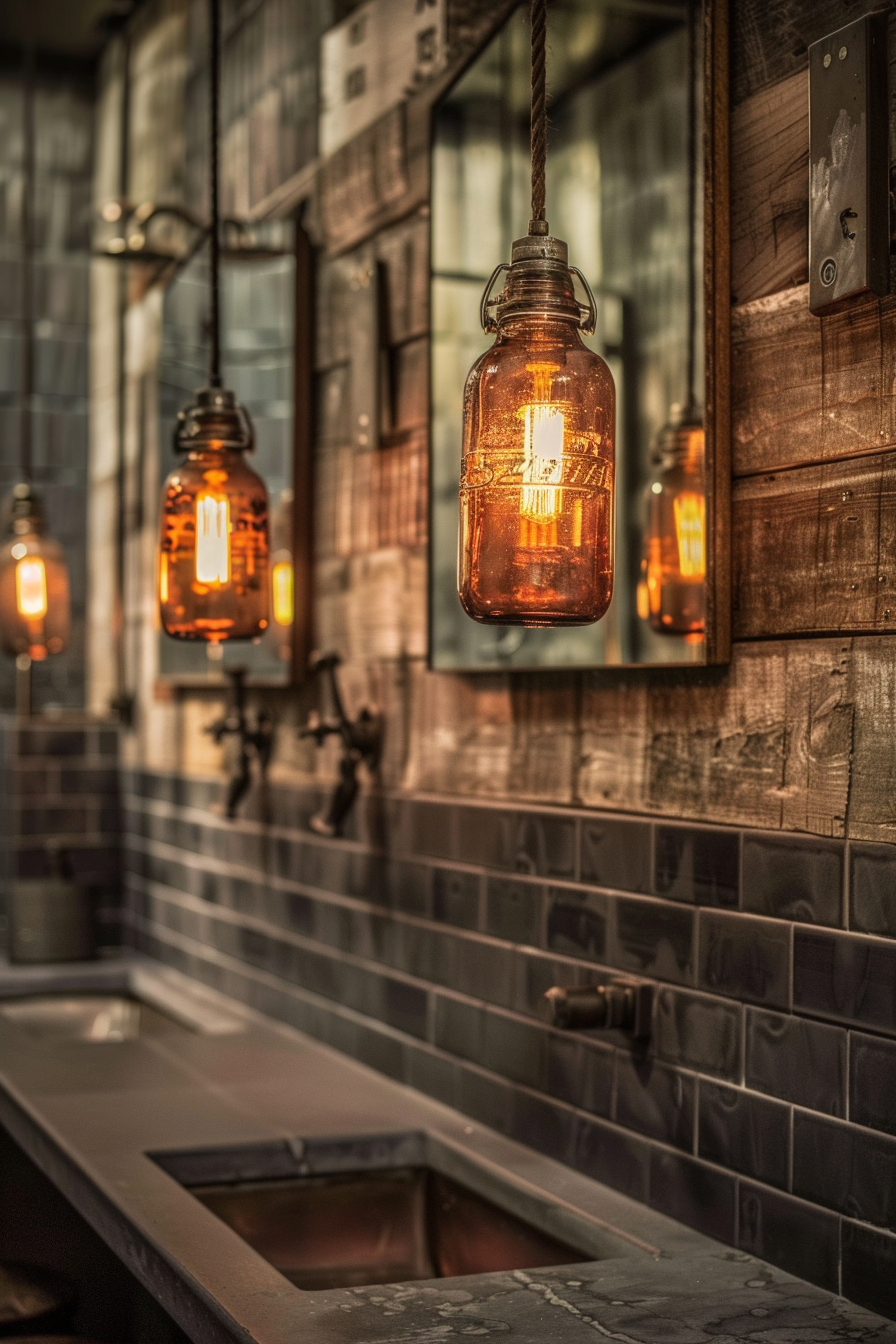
xmin=0 ymin=955 xmax=893 ymax=1343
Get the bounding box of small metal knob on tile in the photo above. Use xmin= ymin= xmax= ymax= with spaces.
xmin=540 ymin=978 xmax=654 ymax=1038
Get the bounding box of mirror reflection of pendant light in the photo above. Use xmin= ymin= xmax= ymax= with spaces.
xmin=0 ymin=43 xmax=71 ymax=690
xmin=457 ymin=0 xmax=616 ymax=627
xmin=638 ymin=0 xmax=706 ymax=639
xmin=158 ymin=0 xmax=269 ymax=644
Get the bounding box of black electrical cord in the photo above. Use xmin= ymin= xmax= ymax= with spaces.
xmin=529 ymin=0 xmax=547 ymax=229
xmin=208 ymin=0 xmax=222 ymax=387
xmin=20 ymin=41 xmax=35 ymax=484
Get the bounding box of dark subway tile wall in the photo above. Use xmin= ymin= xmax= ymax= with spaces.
xmin=742 ymin=833 xmax=843 ymax=927
xmin=122 ymin=768 xmax=896 ymax=1321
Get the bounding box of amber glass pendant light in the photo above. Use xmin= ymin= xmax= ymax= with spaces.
xmin=158 ymin=0 xmax=269 ymax=643
xmin=458 ymin=0 xmax=615 ymax=627
xmin=0 ymin=45 xmax=70 ymax=677
xmin=639 ymin=0 xmax=705 ymax=639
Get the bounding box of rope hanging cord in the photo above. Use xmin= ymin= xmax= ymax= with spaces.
xmin=20 ymin=42 xmax=35 ymax=482
xmin=208 ymin=0 xmax=222 ymax=387
xmin=530 ymin=0 xmax=548 ymax=227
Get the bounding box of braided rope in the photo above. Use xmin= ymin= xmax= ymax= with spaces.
xmin=530 ymin=0 xmax=547 ymax=225
xmin=208 ymin=0 xmax=222 ymax=387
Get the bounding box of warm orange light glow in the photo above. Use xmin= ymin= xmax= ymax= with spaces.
xmin=0 ymin=485 xmax=70 ymax=661
xmin=520 ymin=363 xmax=564 ymax=525
xmin=673 ymin=492 xmax=705 ymax=578
xmin=642 ymin=415 xmax=705 ymax=637
xmin=195 ymin=490 xmax=230 ymax=585
xmin=16 ymin=557 xmax=47 ymax=619
xmin=159 ymin=388 xmax=269 ymax=643
xmin=458 ymin=233 xmax=615 ymax=627
xmin=272 ymin=560 xmax=294 ymax=626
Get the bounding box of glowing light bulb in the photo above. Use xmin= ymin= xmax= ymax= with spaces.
xmin=195 ymin=489 xmax=230 ymax=584
xmin=641 ymin=413 xmax=705 ymax=637
xmin=272 ymin=560 xmax=294 ymax=626
xmin=673 ymin=492 xmax=705 ymax=578
xmin=520 ymin=363 xmax=564 ymax=527
xmin=16 ymin=557 xmax=47 ymax=619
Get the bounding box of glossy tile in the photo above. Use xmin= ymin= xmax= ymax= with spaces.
xmin=431 ymin=866 xmax=480 ymax=929
xmin=546 ymin=885 xmax=609 ymax=960
xmin=793 ymin=927 xmax=896 ymax=1033
xmin=613 ymin=896 xmax=695 ymax=984
xmin=792 ymin=1111 xmax=896 ymax=1229
xmin=648 ymin=1148 xmax=737 ymax=1244
xmin=738 ymin=1183 xmax=840 ymax=1293
xmin=742 ymin=832 xmax=843 ymax=926
xmin=697 ymin=1080 xmax=789 ymax=1187
xmin=614 ymin=1054 xmax=695 ymax=1149
xmin=841 ymin=1220 xmax=896 ymax=1319
xmin=580 ymin=816 xmax=651 ymax=893
xmin=654 ymin=824 xmax=739 ymax=907
xmin=485 ymin=876 xmax=544 ymax=946
xmin=455 ymin=805 xmax=577 ymax=880
xmin=698 ymin=911 xmax=790 ymax=1008
xmin=745 ymin=1008 xmax=846 ymax=1116
xmin=850 ymin=842 xmax=896 ymax=939
xmin=850 ymin=1031 xmax=896 ymax=1136
xmin=546 ymin=1034 xmax=614 ymax=1117
xmin=573 ymin=1113 xmax=651 ymax=1203
xmin=654 ymin=987 xmax=742 ymax=1080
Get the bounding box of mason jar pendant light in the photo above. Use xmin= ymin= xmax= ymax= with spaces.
xmin=158 ymin=0 xmax=269 ymax=643
xmin=0 ymin=44 xmax=70 ymax=678
xmin=458 ymin=0 xmax=616 ymax=627
xmin=639 ymin=0 xmax=706 ymax=639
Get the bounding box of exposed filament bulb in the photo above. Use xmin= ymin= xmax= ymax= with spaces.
xmin=673 ymin=491 xmax=705 ymax=578
xmin=16 ymin=556 xmax=47 ymax=619
xmin=519 ymin=362 xmax=565 ymax=546
xmin=195 ymin=482 xmax=230 ymax=586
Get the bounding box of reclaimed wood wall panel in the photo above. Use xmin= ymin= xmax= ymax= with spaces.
xmin=733 ymin=452 xmax=896 ymax=638
xmin=730 ymin=70 xmax=807 ymax=305
xmin=732 ymin=289 xmax=896 ymax=476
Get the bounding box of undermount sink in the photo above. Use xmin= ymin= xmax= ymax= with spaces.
xmin=0 ymin=962 xmax=246 ymax=1041
xmin=192 ymin=1166 xmax=586 ymax=1290
xmin=155 ymin=1131 xmax=645 ymax=1292
xmin=0 ymin=994 xmax=185 ymax=1042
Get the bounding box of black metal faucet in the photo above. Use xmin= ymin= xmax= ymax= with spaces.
xmin=300 ymin=652 xmax=383 ymax=837
xmin=205 ymin=667 xmax=274 ymax=819
xmin=540 ymin=979 xmax=654 ymax=1039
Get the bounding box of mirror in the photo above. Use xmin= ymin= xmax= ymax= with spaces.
xmin=157 ymin=241 xmax=298 ymax=684
xmin=429 ymin=0 xmax=729 ymax=671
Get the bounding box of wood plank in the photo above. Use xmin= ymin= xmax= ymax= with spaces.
xmin=732 ymin=451 xmax=896 ymax=638
xmin=732 ymin=287 xmax=896 ymax=475
xmin=730 ymin=70 xmax=808 ymax=305
xmin=731 ymin=285 xmax=822 ymax=474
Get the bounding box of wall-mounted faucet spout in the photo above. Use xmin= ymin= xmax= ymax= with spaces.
xmin=300 ymin=652 xmax=383 ymax=837
xmin=205 ymin=667 xmax=274 ymax=819
xmin=541 ymin=979 xmax=654 ymax=1039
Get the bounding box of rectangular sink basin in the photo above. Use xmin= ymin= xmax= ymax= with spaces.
xmin=192 ymin=1166 xmax=586 ymax=1290
xmin=0 ymin=994 xmax=187 ymax=1042
xmin=155 ymin=1131 xmax=644 ymax=1292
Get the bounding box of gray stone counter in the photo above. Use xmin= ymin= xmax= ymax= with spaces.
xmin=0 ymin=957 xmax=893 ymax=1343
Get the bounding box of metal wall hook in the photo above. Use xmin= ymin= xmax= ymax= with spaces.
xmin=300 ymin=652 xmax=383 ymax=837
xmin=204 ymin=667 xmax=275 ymax=819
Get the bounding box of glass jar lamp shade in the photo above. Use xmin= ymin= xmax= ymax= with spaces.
xmin=458 ymin=233 xmax=615 ymax=626
xmin=0 ymin=483 xmax=70 ymax=660
xmin=642 ymin=408 xmax=706 ymax=636
xmin=159 ymin=386 xmax=270 ymax=642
